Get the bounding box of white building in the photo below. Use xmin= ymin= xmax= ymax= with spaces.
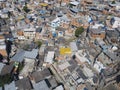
xmin=112 ymin=17 xmax=120 ymax=28
xmin=44 ymin=51 xmax=55 ymax=65
xmin=24 ymin=28 xmax=36 ymax=39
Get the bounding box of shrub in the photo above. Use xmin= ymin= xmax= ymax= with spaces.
xmin=75 ymin=27 xmax=84 ymax=37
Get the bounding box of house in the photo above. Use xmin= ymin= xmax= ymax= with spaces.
xmin=24 ymin=49 xmax=38 ymax=60
xmin=17 ymin=31 xmax=25 ymax=40
xmin=35 ymin=27 xmax=42 ymax=40
xmin=89 ymin=23 xmax=106 ymax=40
xmin=47 ymin=77 xmax=58 ymax=88
xmin=20 ymin=49 xmax=38 ymax=77
xmin=75 ymin=50 xmax=90 ymax=64
xmin=60 ymin=47 xmax=71 ymax=55
xmin=0 ymin=87 xmax=2 ymax=90
xmin=59 ymin=15 xmax=70 ymax=29
xmin=53 ymin=85 xmax=64 ymax=90
xmin=0 ymin=0 xmax=7 ymax=2
xmin=112 ymin=17 xmax=120 ymax=28
xmin=23 ymin=28 xmax=36 ymax=39
xmin=15 ymin=77 xmax=33 ymax=90
xmin=0 ymin=63 xmax=5 ymax=74
xmin=103 ymin=46 xmax=119 ymax=61
xmin=11 ymin=50 xmax=25 ymax=63
xmin=93 ymin=60 xmax=106 ymax=73
xmin=75 ymin=67 xmax=87 ymax=80
xmin=44 ymin=51 xmax=55 ymax=65
xmin=31 ymin=68 xmax=51 ymax=83
xmin=58 ymin=61 xmax=70 ymax=71
xmin=105 ymin=29 xmax=119 ymax=44
xmin=4 ymin=81 xmax=16 ymax=90
xmin=67 ymin=59 xmax=78 ymax=73
xmin=33 ymin=80 xmax=50 ymax=90
xmin=39 ymin=44 xmax=45 ymax=55
xmin=82 ymin=65 xmax=94 ymax=78
xmin=0 ymin=62 xmax=14 ymax=76
xmin=0 ymin=34 xmax=7 ymax=57
xmin=69 ymin=1 xmax=80 ymax=10
xmin=70 ymin=42 xmax=78 ymax=52
xmin=109 ymin=2 xmax=120 ymax=11
xmin=51 ymin=18 xmax=61 ymax=31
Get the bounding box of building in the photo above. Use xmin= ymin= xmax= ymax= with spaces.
xmin=89 ymin=23 xmax=106 ymax=40
xmin=0 ymin=34 xmax=7 ymax=57
xmin=23 ymin=28 xmax=36 ymax=40
xmin=4 ymin=81 xmax=16 ymax=90
xmin=15 ymin=77 xmax=33 ymax=90
xmin=44 ymin=51 xmax=55 ymax=65
xmin=112 ymin=17 xmax=120 ymax=28
xmin=33 ymin=80 xmax=50 ymax=90
xmin=31 ymin=68 xmax=51 ymax=83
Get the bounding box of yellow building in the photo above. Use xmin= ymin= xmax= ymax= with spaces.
xmin=60 ymin=47 xmax=71 ymax=55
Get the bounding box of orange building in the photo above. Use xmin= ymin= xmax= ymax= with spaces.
xmin=90 ymin=28 xmax=106 ymax=39
xmin=0 ymin=35 xmax=7 ymax=57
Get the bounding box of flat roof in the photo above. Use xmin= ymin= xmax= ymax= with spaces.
xmin=70 ymin=1 xmax=79 ymax=6
xmin=45 ymin=51 xmax=54 ymax=64
xmin=60 ymin=48 xmax=71 ymax=55
xmin=70 ymin=42 xmax=78 ymax=52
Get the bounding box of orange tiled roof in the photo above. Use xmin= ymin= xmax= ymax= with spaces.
xmin=0 ymin=49 xmax=7 ymax=56
xmin=0 ymin=35 xmax=4 ymax=39
xmin=17 ymin=31 xmax=24 ymax=36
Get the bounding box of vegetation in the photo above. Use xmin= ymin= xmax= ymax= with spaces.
xmin=35 ymin=41 xmax=42 ymax=48
xmin=18 ymin=63 xmax=24 ymax=72
xmin=23 ymin=44 xmax=30 ymax=50
xmin=23 ymin=5 xmax=30 ymax=13
xmin=112 ymin=1 xmax=115 ymax=4
xmin=0 ymin=74 xmax=11 ymax=87
xmin=75 ymin=26 xmax=84 ymax=37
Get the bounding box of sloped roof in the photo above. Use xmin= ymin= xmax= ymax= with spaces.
xmin=33 ymin=80 xmax=50 ymax=90
xmin=31 ymin=68 xmax=51 ymax=83
xmin=0 ymin=62 xmax=14 ymax=75
xmin=11 ymin=49 xmax=38 ymax=62
xmin=24 ymin=49 xmax=38 ymax=59
xmin=15 ymin=77 xmax=32 ymax=90
xmin=11 ymin=50 xmax=25 ymax=62
xmin=4 ymin=81 xmax=16 ymax=90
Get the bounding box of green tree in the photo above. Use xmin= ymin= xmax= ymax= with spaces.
xmin=35 ymin=41 xmax=42 ymax=48
xmin=75 ymin=26 xmax=84 ymax=37
xmin=23 ymin=5 xmax=30 ymax=13
xmin=112 ymin=1 xmax=115 ymax=4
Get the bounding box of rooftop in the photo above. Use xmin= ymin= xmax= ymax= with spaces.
xmin=15 ymin=77 xmax=33 ymax=90
xmin=33 ymin=80 xmax=50 ymax=90
xmin=31 ymin=68 xmax=51 ymax=83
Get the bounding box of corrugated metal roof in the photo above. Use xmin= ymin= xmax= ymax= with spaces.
xmin=24 ymin=49 xmax=38 ymax=59
xmin=11 ymin=49 xmax=38 ymax=62
xmin=4 ymin=81 xmax=16 ymax=90
xmin=11 ymin=50 xmax=25 ymax=62
xmin=33 ymin=80 xmax=50 ymax=90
